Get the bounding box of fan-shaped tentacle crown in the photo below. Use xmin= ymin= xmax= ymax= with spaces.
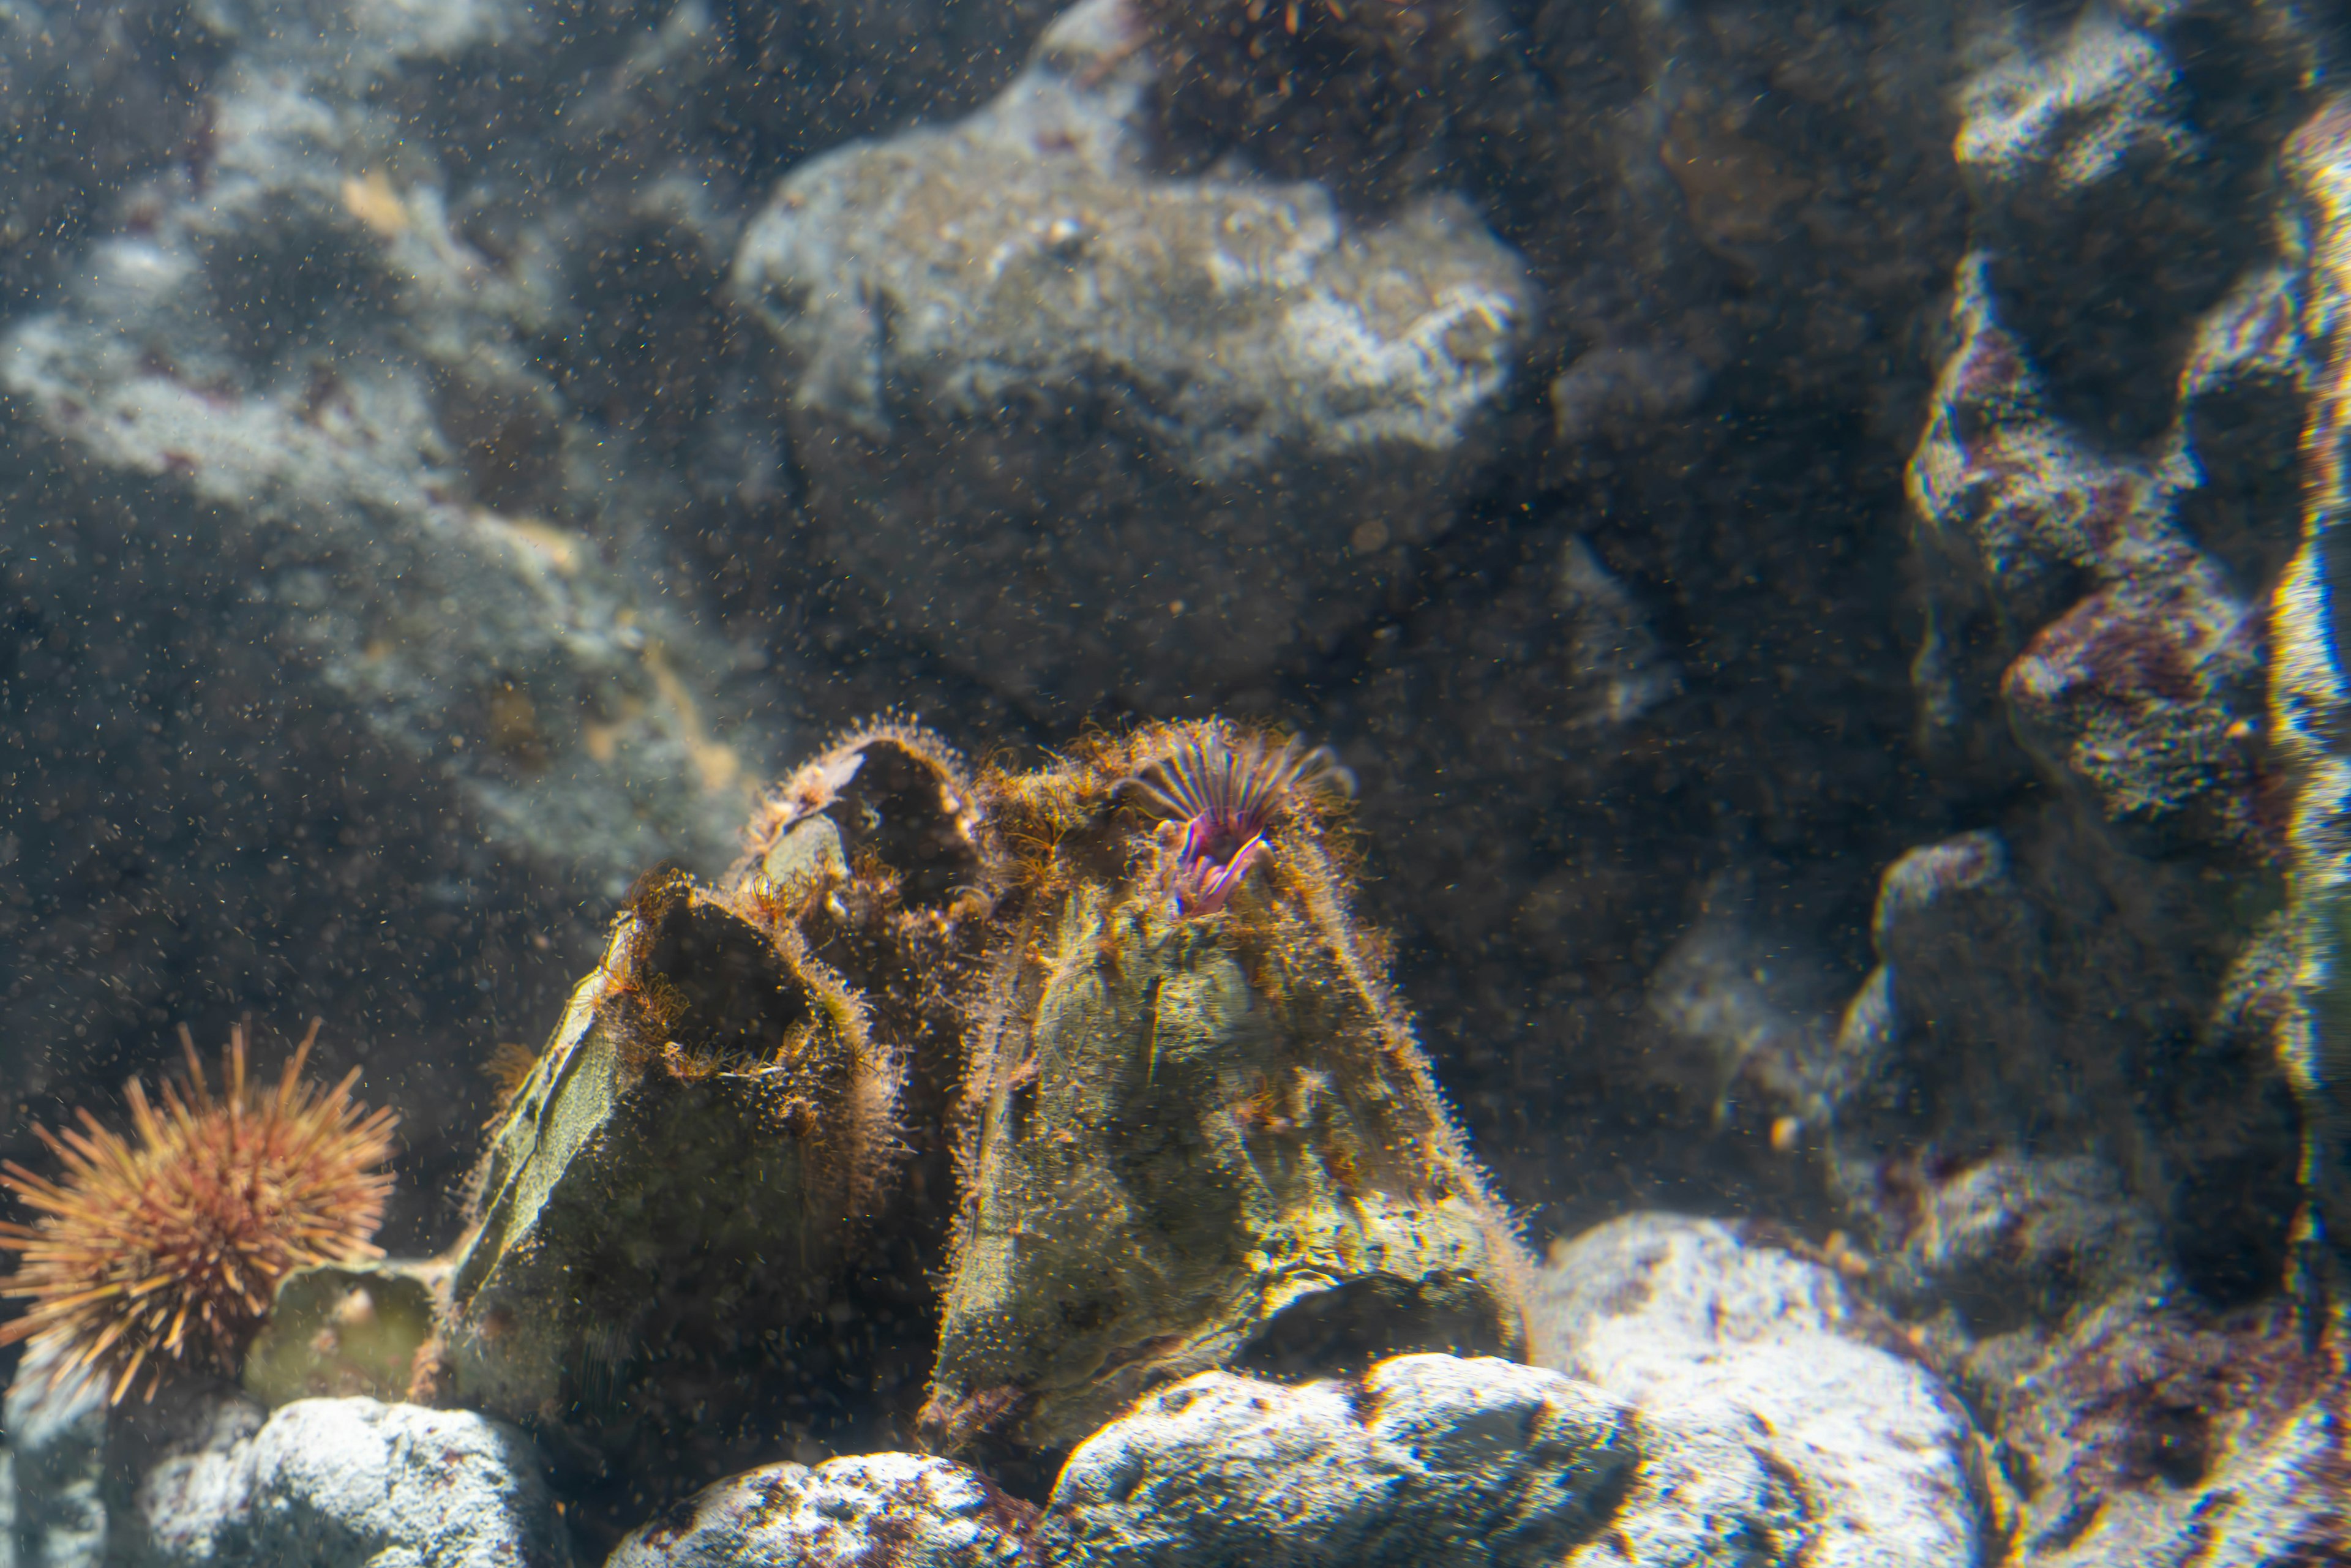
xmin=1117 ymin=725 xmax=1355 ymax=916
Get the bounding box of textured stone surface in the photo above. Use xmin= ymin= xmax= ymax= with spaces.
xmin=2273 ymin=94 xmax=2351 ymax=1326
xmin=0 ymin=0 xmax=225 ymax=304
xmin=446 ymin=871 xmax=901 ymax=1472
xmin=4 ymin=1351 xmax=107 ymax=1568
xmin=4 ymin=1357 xmax=571 ymax=1568
xmin=731 ymin=0 xmax=1534 ymax=714
xmin=130 ymin=1397 xmax=571 ymax=1567
xmin=604 ymin=1453 xmax=1032 ymax=1568
xmin=1907 ymin=258 xmax=2268 ymax=853
xmin=0 ymin=0 xmax=1048 ymax=1297
xmin=240 ymin=1263 xmax=444 ymax=1409
xmin=1532 ymin=1215 xmax=1987 ymax=1568
xmin=921 ymin=724 xmax=1529 ymax=1460
xmin=0 ymin=0 xmax=808 ymax=1258
xmin=1035 ymin=1353 xmax=1635 ymax=1568
xmin=1971 ymin=1295 xmax=2345 ymax=1567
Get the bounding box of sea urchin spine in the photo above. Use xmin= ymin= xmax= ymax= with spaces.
xmin=0 ymin=1020 xmax=397 ymax=1404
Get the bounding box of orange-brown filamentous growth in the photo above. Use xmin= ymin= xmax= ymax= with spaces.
xmin=0 ymin=1020 xmax=397 ymax=1404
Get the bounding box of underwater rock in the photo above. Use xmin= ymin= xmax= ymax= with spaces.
xmin=1034 ymin=1352 xmax=1633 ymax=1568
xmin=2274 ymin=98 xmax=2351 ymax=1291
xmin=0 ymin=0 xmax=225 ymax=304
xmin=1635 ymin=877 xmax=1851 ymax=1133
xmin=1835 ymin=34 xmax=2350 ymax=1561
xmin=441 ymin=715 xmax=1527 ymax=1510
xmin=1906 ymin=258 xmax=2268 ymax=852
xmin=1798 ymin=829 xmax=2334 ymax=1559
xmin=730 ymin=0 xmax=1533 ymax=715
xmin=1953 ymin=4 xmax=2320 ymax=446
xmin=0 ymin=0 xmax=811 ymax=1257
xmin=4 ymin=1340 xmax=572 ymax=1566
xmin=132 ymin=1397 xmax=570 ymax=1567
xmin=921 ymin=722 xmax=1531 ymax=1457
xmin=239 ymin=1262 xmax=444 ymax=1409
xmin=1963 ymin=1292 xmax=2345 ymax=1567
xmin=1532 ymin=1214 xmax=1989 ymax=1568
xmin=603 ymin=1453 xmax=1032 ymax=1568
xmin=444 ymin=871 xmax=901 ymax=1433
xmin=440 ymin=722 xmax=999 ymax=1534
xmin=4 ymin=1349 xmax=107 ymax=1568
xmin=1817 ymin=825 xmax=2300 ymax=1317
xmin=4 ymin=1351 xmax=271 ymax=1568
xmin=3 ymin=129 xmax=775 ymax=885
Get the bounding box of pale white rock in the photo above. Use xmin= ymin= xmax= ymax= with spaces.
xmin=603 ymin=1452 xmax=1030 ymax=1568
xmin=132 ymin=1397 xmax=570 ymax=1568
xmin=1534 ymin=1214 xmax=1987 ymax=1568
xmin=730 ymin=0 xmax=1535 ymax=713
xmin=1033 ymin=1352 xmax=1634 ymax=1568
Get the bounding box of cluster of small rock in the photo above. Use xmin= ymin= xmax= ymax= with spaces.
xmin=6 ymin=1220 xmax=2031 ymax=1567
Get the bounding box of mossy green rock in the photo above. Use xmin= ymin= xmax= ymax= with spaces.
xmin=926 ymin=783 xmax=1529 ymax=1456
xmin=444 ymin=876 xmax=896 ymax=1428
xmin=242 ymin=1262 xmax=443 ymax=1407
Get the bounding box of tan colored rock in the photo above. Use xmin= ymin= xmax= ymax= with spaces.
xmin=443 ymin=871 xmax=899 ymax=1428
xmin=923 ymin=721 xmax=1531 ymax=1455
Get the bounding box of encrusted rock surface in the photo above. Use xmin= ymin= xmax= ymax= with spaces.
xmin=1034 ymin=1353 xmax=1635 ymax=1568
xmin=2273 ymin=94 xmax=2351 ymax=1313
xmin=1970 ymin=1294 xmax=2345 ymax=1567
xmin=239 ymin=1263 xmax=444 ymax=1409
xmin=604 ymin=1453 xmax=1032 ymax=1568
xmin=132 ymin=1397 xmax=570 ymax=1567
xmin=731 ymin=0 xmax=1534 ymax=713
xmin=0 ymin=0 xmax=804 ymax=1251
xmin=444 ymin=868 xmax=906 ymax=1480
xmin=2 ymin=1356 xmax=570 ymax=1568
xmin=1533 ymin=1215 xmax=1989 ymax=1568
xmin=921 ymin=724 xmax=1531 ymax=1459
xmin=4 ymin=1351 xmax=107 ymax=1568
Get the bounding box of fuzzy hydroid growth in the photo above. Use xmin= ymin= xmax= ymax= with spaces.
xmin=0 ymin=1020 xmax=397 ymax=1404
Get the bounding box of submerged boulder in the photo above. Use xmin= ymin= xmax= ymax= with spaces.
xmin=604 ymin=1452 xmax=1032 ymax=1568
xmin=434 ymin=716 xmax=1528 ymax=1496
xmin=918 ymin=722 xmax=1531 ymax=1456
xmin=1037 ymin=1354 xmax=1633 ymax=1568
xmin=443 ymin=870 xmax=905 ymax=1436
xmin=135 ymin=1397 xmax=570 ymax=1568
xmin=1534 ymin=1214 xmax=1990 ymax=1568
xmin=730 ymin=0 xmax=1534 ymax=714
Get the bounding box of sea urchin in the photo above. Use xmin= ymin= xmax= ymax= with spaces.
xmin=0 ymin=1020 xmax=397 ymax=1403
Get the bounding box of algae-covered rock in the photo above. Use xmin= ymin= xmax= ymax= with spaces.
xmin=438 ymin=716 xmax=1523 ymax=1496
xmin=923 ymin=722 xmax=1531 ymax=1455
xmin=433 ymin=722 xmax=999 ymax=1531
xmin=605 ymin=1452 xmax=1032 ymax=1568
xmin=444 ymin=871 xmax=900 ymax=1431
xmin=241 ymin=1262 xmax=444 ymax=1409
xmin=1035 ymin=1353 xmax=1633 ymax=1568
xmin=728 ymin=0 xmax=1532 ymax=715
